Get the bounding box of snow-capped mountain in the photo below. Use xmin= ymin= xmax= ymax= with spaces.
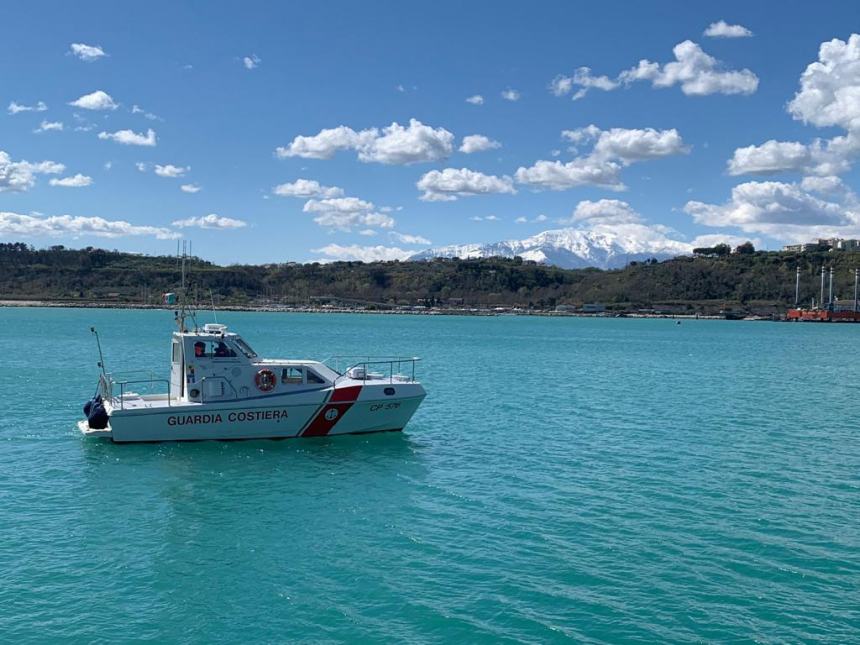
xmin=409 ymin=228 xmax=692 ymax=269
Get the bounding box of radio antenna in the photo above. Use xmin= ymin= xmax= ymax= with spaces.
xmin=90 ymin=327 xmax=107 ymax=379
xmin=209 ymin=289 xmax=218 ymax=324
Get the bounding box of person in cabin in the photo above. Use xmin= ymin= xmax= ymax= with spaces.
xmin=194 ymin=341 xmax=205 ymax=358
xmin=214 ymin=342 xmax=230 ymax=357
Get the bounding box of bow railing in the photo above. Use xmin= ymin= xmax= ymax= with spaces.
xmin=325 ymin=356 xmax=420 ymax=385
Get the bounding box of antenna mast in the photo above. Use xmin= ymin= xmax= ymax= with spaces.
xmin=854 ymin=268 xmax=858 ymax=313
xmin=90 ymin=327 xmax=108 ymax=379
xmin=210 ymin=289 xmax=218 ymax=324
xmin=820 ymin=267 xmax=825 ymax=310
xmin=794 ymin=266 xmax=800 ymax=306
xmin=176 ymin=240 xmax=189 ymax=333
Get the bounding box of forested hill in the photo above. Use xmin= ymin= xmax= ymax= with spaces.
xmin=1 ymin=242 xmax=859 ymax=313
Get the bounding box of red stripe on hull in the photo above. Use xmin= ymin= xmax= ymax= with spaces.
xmin=330 ymin=385 xmax=363 ymax=402
xmin=301 ymin=385 xmax=363 ymax=437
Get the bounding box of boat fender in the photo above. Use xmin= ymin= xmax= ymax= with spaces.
xmin=254 ymin=369 xmax=276 ymax=392
xmin=87 ymin=401 xmax=109 ymax=430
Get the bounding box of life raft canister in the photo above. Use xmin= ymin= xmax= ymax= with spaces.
xmin=254 ymin=368 xmax=276 ymax=392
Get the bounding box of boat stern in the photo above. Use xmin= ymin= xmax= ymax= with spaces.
xmin=77 ymin=418 xmax=112 ymax=438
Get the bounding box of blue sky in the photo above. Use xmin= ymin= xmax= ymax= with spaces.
xmin=2 ymin=1 xmax=860 ymax=264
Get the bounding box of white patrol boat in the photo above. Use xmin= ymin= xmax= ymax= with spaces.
xmin=78 ymin=317 xmax=426 ymax=443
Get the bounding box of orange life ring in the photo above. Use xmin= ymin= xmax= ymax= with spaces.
xmin=254 ymin=369 xmax=276 ymax=392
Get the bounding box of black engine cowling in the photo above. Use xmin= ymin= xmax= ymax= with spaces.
xmin=86 ymin=396 xmax=109 ymax=430
xmin=83 ymin=394 xmax=102 ymax=417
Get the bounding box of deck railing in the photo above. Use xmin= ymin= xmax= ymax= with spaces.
xmin=325 ymin=356 xmax=420 ymax=385
xmin=100 ymin=371 xmax=172 ymax=410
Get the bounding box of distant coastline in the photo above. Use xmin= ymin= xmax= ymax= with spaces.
xmin=0 ymin=299 xmax=748 ymax=320
xmin=4 ymin=242 xmax=859 ymax=320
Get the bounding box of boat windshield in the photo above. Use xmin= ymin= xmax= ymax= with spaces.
xmin=232 ymin=337 xmax=258 ymax=358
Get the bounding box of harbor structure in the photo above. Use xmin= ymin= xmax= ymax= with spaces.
xmin=787 ymin=267 xmax=860 ymax=322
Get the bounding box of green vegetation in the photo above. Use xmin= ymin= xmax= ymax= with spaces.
xmin=2 ymin=242 xmax=859 ymax=313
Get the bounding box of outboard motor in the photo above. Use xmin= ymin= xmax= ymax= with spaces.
xmin=85 ymin=394 xmax=109 ymax=430
xmin=82 ymin=394 xmax=102 ymax=417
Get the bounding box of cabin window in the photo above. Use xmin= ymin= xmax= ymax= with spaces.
xmin=281 ymin=367 xmax=304 ymax=384
xmin=212 ymin=341 xmax=236 ymax=358
xmin=191 ymin=340 xmax=237 ymax=359
xmin=233 ymin=338 xmax=258 ymax=358
xmin=172 ymin=342 xmax=181 ymax=363
xmin=306 ymin=370 xmax=325 ymax=384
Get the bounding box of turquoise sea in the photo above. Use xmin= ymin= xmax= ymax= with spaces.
xmin=0 ymin=307 xmax=858 ymax=642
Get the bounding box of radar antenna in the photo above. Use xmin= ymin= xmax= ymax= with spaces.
xmin=175 ymin=240 xmax=199 ymax=332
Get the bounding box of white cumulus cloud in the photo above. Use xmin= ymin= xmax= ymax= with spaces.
xmin=0 ymin=151 xmax=64 ymax=192
xmin=70 ymin=90 xmax=118 ymax=110
xmin=515 ymin=214 xmax=549 ymax=224
xmin=172 ymin=214 xmax=247 ymax=229
xmin=465 ymin=95 xmax=484 ymax=105
xmin=554 ymin=41 xmax=758 ymax=100
xmin=0 ymin=211 xmax=179 ymax=239
xmin=501 ymin=88 xmax=521 ymax=101
xmin=417 ymin=168 xmax=516 ymax=202
xmin=8 ymin=101 xmax=47 ymax=115
xmin=131 ymin=105 xmax=160 ymax=121
xmin=619 ymin=40 xmax=759 ymax=96
xmin=728 ymin=140 xmax=812 ymax=175
xmin=690 ymin=234 xmax=761 ymax=249
xmin=303 ymin=197 xmax=396 ymax=231
xmin=569 ymin=199 xmax=642 ymax=224
xmin=550 ymin=67 xmax=620 ymax=100
xmin=277 ymin=119 xmax=454 ymax=165
xmin=516 ymin=125 xmax=687 ymax=191
xmin=272 ymin=178 xmax=344 ymax=198
xmin=154 ymin=164 xmax=189 ymax=178
xmin=389 ymin=231 xmax=431 ymax=245
xmin=312 ymin=244 xmax=412 ymax=262
xmin=725 ymin=139 xmax=853 ymax=177
xmin=703 ymin=21 xmax=753 ymax=38
xmin=98 ymin=128 xmax=157 ymax=146
xmin=459 ymin=134 xmax=501 ymax=154
xmin=727 ymin=34 xmax=860 ymax=178
xmin=49 ymin=174 xmax=93 ymax=188
xmin=685 ymin=180 xmax=860 ymax=241
xmin=34 ymin=121 xmax=63 ymax=134
xmin=276 ymin=125 xmax=371 ymax=160
xmin=180 ymin=184 xmax=202 ymax=193
xmin=581 ymin=126 xmax=689 ymax=162
xmin=243 ymin=54 xmax=261 ymax=70
xmin=69 ymin=43 xmax=107 ymax=61
xmin=789 ymin=34 xmax=860 ymax=131
xmin=358 ymin=119 xmax=455 ymax=164
xmin=515 ymin=158 xmax=624 ymax=191
xmin=800 ymin=175 xmax=845 ymax=194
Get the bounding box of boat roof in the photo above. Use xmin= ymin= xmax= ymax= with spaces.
xmin=173 ymin=323 xmax=237 ymax=338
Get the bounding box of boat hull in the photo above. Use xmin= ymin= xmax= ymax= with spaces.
xmin=80 ymin=383 xmax=425 ymax=443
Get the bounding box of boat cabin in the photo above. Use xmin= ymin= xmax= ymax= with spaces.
xmin=170 ymin=323 xmax=337 ymax=403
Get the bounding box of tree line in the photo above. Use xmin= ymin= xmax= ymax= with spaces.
xmin=2 ymin=242 xmax=858 ymax=312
